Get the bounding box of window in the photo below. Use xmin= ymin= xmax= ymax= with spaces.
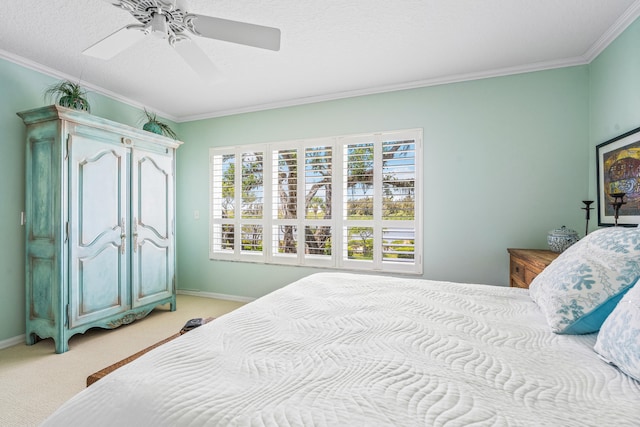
xmin=210 ymin=129 xmax=422 ymax=274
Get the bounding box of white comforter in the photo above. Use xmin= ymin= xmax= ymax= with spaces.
xmin=42 ymin=273 xmax=640 ymax=426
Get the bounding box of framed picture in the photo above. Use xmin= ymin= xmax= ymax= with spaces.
xmin=596 ymin=126 xmax=640 ymax=226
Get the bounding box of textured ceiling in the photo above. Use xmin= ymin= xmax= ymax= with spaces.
xmin=1 ymin=0 xmax=639 ymax=121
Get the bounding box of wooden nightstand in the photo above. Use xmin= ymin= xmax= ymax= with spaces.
xmin=507 ymin=249 xmax=559 ymax=289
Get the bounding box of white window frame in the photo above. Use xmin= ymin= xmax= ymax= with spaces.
xmin=209 ymin=128 xmax=423 ymax=274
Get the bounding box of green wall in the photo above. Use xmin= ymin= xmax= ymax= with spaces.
xmin=2 ymin=16 xmax=640 ymax=343
xmin=589 ymin=18 xmax=640 ymax=196
xmin=176 ymin=65 xmax=590 ymax=299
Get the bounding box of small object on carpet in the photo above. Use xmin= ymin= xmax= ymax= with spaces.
xmin=180 ymin=317 xmax=205 ymax=334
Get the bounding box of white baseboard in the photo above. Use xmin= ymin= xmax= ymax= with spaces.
xmin=177 ymin=289 xmax=255 ymax=304
xmin=0 ymin=334 xmax=25 ymax=350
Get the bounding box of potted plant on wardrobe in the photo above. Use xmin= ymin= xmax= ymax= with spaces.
xmin=141 ymin=109 xmax=178 ymax=139
xmin=44 ymin=80 xmax=91 ymax=112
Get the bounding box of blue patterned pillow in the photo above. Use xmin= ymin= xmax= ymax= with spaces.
xmin=529 ymin=227 xmax=640 ymax=334
xmin=594 ymin=280 xmax=640 ymax=382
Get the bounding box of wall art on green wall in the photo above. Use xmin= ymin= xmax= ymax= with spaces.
xmin=596 ymin=127 xmax=640 ymax=226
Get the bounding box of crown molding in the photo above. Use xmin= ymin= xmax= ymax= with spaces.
xmin=0 ymin=48 xmax=179 ymax=122
xmin=583 ymin=0 xmax=640 ymax=62
xmin=179 ymin=55 xmax=590 ymax=122
xmin=4 ymin=0 xmax=640 ymax=124
xmin=177 ymin=1 xmax=640 ymax=122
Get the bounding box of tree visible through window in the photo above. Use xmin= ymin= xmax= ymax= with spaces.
xmin=210 ymin=129 xmax=422 ymax=274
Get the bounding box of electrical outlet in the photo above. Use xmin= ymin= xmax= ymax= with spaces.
xmin=194 ymin=210 xmax=200 ymax=220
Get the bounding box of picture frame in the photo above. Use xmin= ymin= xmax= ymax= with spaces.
xmin=596 ymin=126 xmax=640 ymax=226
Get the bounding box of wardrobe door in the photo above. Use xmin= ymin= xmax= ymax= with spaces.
xmin=68 ymin=134 xmax=130 ymax=328
xmin=131 ymin=148 xmax=175 ymax=307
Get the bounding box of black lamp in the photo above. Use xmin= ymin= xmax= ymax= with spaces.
xmin=581 ymin=200 xmax=593 ymax=235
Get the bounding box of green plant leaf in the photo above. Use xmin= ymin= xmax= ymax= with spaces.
xmin=141 ymin=108 xmax=178 ymax=139
xmin=44 ymin=80 xmax=90 ymax=112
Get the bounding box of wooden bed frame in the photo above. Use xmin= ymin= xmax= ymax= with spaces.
xmin=86 ymin=317 xmax=214 ymax=386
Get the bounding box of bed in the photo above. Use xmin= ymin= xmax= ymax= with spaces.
xmin=42 ymin=227 xmax=640 ymax=426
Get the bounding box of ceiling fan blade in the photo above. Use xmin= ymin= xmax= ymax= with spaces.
xmin=186 ymin=14 xmax=281 ymax=51
xmin=83 ymin=25 xmax=147 ymax=59
xmin=173 ymin=37 xmax=221 ymax=81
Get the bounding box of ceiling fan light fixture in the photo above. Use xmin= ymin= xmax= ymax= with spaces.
xmin=151 ymin=11 xmax=168 ymax=38
xmin=87 ymin=0 xmax=281 ymax=79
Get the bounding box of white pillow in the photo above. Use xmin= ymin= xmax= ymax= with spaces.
xmin=529 ymin=227 xmax=640 ymax=334
xmin=594 ymin=279 xmax=640 ymax=382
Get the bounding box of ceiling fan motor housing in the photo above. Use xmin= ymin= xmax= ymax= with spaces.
xmin=84 ymin=0 xmax=281 ymax=78
xmin=118 ymin=0 xmax=188 ymax=35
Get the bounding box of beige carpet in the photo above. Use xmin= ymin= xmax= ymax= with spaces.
xmin=0 ymin=295 xmax=245 ymax=427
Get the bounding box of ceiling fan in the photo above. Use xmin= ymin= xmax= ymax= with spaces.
xmin=83 ymin=0 xmax=281 ymax=80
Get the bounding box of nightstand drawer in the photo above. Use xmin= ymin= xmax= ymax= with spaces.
xmin=507 ymin=248 xmax=559 ymax=289
xmin=524 ymin=268 xmax=540 ymax=284
xmin=510 ymin=258 xmax=526 ymax=284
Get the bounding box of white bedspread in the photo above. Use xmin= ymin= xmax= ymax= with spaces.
xmin=42 ymin=273 xmax=640 ymax=426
